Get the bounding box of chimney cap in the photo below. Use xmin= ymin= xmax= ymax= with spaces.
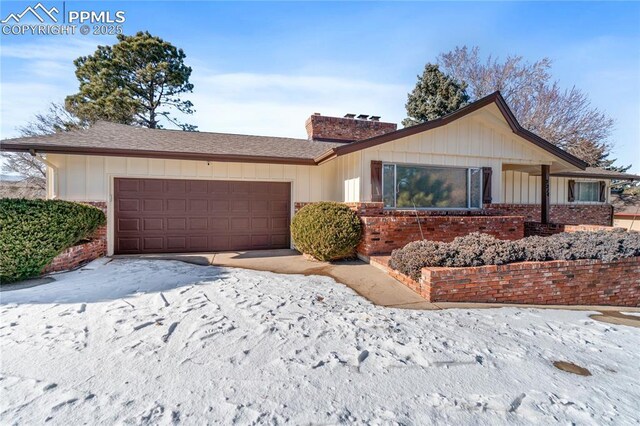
xmin=344 ymin=113 xmax=356 ymax=119
xmin=357 ymin=114 xmax=369 ymax=120
xmin=369 ymin=115 xmax=381 ymax=121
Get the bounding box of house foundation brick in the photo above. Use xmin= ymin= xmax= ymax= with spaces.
xmin=486 ymin=203 xmax=613 ymax=226
xmin=525 ymin=222 xmax=623 ymax=237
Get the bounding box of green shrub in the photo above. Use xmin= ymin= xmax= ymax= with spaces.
xmin=0 ymin=199 xmax=106 ymax=283
xmin=389 ymin=230 xmax=640 ymax=281
xmin=291 ymin=202 xmax=362 ymax=261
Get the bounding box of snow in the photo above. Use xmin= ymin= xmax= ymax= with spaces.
xmin=1 ymin=259 xmax=639 ymax=424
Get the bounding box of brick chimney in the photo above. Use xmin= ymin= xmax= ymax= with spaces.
xmin=305 ymin=113 xmax=397 ymax=142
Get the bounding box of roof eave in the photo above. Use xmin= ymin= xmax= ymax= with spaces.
xmin=551 ymin=171 xmax=640 ymax=181
xmin=0 ymin=143 xmax=317 ymax=166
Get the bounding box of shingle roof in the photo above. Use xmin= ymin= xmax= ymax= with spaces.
xmin=0 ymin=121 xmax=344 ymax=165
xmin=551 ymin=167 xmax=640 ymax=180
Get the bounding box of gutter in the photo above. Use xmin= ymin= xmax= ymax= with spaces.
xmin=2 ymin=144 xmax=318 ymax=166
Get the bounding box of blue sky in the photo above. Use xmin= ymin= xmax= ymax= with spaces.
xmin=1 ymin=1 xmax=639 ymax=172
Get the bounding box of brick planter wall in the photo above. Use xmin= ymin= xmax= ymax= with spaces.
xmin=357 ymin=215 xmax=524 ymax=256
xmin=42 ymin=201 xmax=108 ymax=274
xmin=372 ymin=255 xmax=640 ymax=307
xmin=486 ymin=203 xmax=613 ymax=226
xmin=421 ymin=257 xmax=640 ymax=306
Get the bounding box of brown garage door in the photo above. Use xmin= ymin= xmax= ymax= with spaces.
xmin=114 ymin=178 xmax=291 ymax=254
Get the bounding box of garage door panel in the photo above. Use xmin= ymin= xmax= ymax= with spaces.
xmin=188 ymin=180 xmax=208 ymax=193
xmin=166 ymin=199 xmax=187 ymax=212
xmin=167 ymin=236 xmax=187 ymax=250
xmin=251 ymin=234 xmax=270 ymax=247
xmin=272 ymin=200 xmax=289 ymax=213
xmin=230 ymin=217 xmax=250 ymax=230
xmin=271 ymin=234 xmax=289 ymax=247
xmin=230 ymin=199 xmax=249 ymax=212
xmin=143 ymin=237 xmax=164 ymax=250
xmin=143 ymin=199 xmax=163 ymax=212
xmin=118 ymin=238 xmax=140 ymax=252
xmin=144 ymin=180 xmax=164 ymax=192
xmin=251 ymin=199 xmax=269 ymax=213
xmin=118 ymin=179 xmax=140 ymax=192
xmin=210 ymin=200 xmax=229 ymax=213
xmin=231 ymin=181 xmax=251 ymax=194
xmin=118 ymin=218 xmax=140 ymax=232
xmin=114 ymin=178 xmax=290 ymax=254
xmin=209 ymin=235 xmax=229 ymax=251
xmin=210 ymin=218 xmax=229 ymax=230
xmin=251 ymin=217 xmax=269 ymax=230
xmin=208 ymin=181 xmax=229 ymax=194
xmin=189 ymin=199 xmax=208 ymax=211
xmin=189 ymin=235 xmax=208 ymax=250
xmin=166 ymin=180 xmax=186 ymax=193
xmin=143 ymin=218 xmax=164 ymax=231
xmin=189 ymin=217 xmax=208 ymax=230
xmin=167 ymin=218 xmax=187 ymax=230
xmin=229 ymin=235 xmax=251 ymax=250
xmin=272 ymin=217 xmax=289 ymax=231
xmin=119 ymin=199 xmax=140 ymax=212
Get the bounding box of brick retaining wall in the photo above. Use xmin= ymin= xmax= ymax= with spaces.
xmin=358 ymin=215 xmax=524 ymax=256
xmin=422 ymin=257 xmax=640 ymax=306
xmin=487 ymin=203 xmax=613 ymax=226
xmin=372 ymin=255 xmax=640 ymax=307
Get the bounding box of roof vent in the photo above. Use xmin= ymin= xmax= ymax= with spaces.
xmin=369 ymin=115 xmax=381 ymax=121
xmin=357 ymin=114 xmax=369 ymax=120
xmin=344 ymin=113 xmax=356 ymax=119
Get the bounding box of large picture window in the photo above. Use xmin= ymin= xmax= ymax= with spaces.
xmin=382 ymin=164 xmax=482 ymax=209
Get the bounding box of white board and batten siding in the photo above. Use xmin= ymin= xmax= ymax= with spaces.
xmin=502 ymin=170 xmax=610 ymax=205
xmin=334 ymin=106 xmax=572 ymax=204
xmin=45 ymin=154 xmax=341 ymax=255
xmin=46 ymin=154 xmax=339 ymax=203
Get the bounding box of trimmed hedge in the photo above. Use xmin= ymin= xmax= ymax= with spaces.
xmin=389 ymin=230 xmax=640 ymax=281
xmin=291 ymin=202 xmax=362 ymax=261
xmin=0 ymin=199 xmax=106 ymax=283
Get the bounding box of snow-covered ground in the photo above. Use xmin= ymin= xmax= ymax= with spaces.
xmin=1 ymin=259 xmax=638 ymax=425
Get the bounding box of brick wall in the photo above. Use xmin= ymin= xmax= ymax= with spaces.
xmin=358 ymin=215 xmax=524 ymax=256
xmin=372 ymin=255 xmax=640 ymax=307
xmin=525 ymin=222 xmax=622 ymax=237
xmin=43 ymin=227 xmax=107 ymax=274
xmin=487 ymin=203 xmax=613 ymax=226
xmin=420 ymin=257 xmax=640 ymax=306
xmin=42 ymin=201 xmax=108 ymax=274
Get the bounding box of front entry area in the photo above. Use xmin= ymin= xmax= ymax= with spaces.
xmin=114 ymin=178 xmax=291 ymax=254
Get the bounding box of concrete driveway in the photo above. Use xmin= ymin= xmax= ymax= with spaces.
xmin=116 ymin=249 xmax=434 ymax=309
